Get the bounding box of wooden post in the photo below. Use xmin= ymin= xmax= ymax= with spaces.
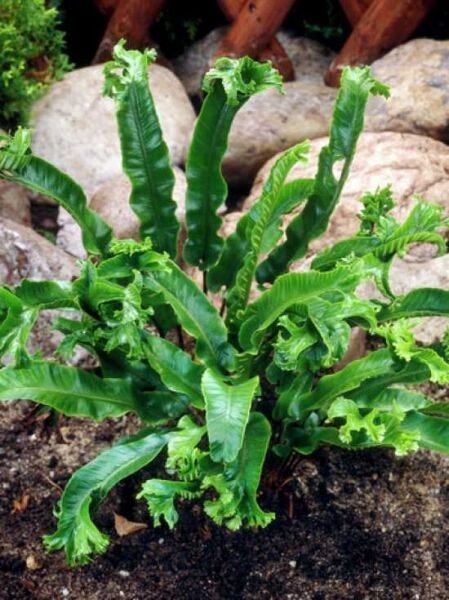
xmin=326 ymin=0 xmax=436 ymax=86
xmin=217 ymin=0 xmax=294 ymax=80
xmin=215 ymin=0 xmax=296 ymax=62
xmin=338 ymin=0 xmax=372 ymax=27
xmin=92 ymin=0 xmax=167 ymax=64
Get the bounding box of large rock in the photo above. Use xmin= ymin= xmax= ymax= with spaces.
xmin=57 ymin=167 xmax=187 ymax=259
xmin=0 ymin=218 xmax=77 ymax=284
xmin=174 ymin=27 xmax=335 ymax=97
xmin=0 ymin=180 xmax=31 ymax=225
xmin=31 ymin=64 xmax=196 ymax=197
xmin=174 ymin=28 xmax=336 ymax=186
xmin=294 ymin=253 xmax=449 ymax=345
xmin=245 ymin=132 xmax=449 ymax=259
xmin=359 ymin=255 xmax=449 ymax=345
xmin=366 ymin=39 xmax=449 ymax=142
xmin=0 ymin=219 xmax=79 ymax=359
xmin=224 ymin=83 xmax=336 ymax=186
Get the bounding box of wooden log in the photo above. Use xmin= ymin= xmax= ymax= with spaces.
xmin=217 ymin=0 xmax=294 ymax=80
xmin=258 ymin=39 xmax=294 ymax=81
xmin=338 ymin=0 xmax=372 ymax=27
xmin=326 ymin=0 xmax=436 ymax=87
xmin=93 ymin=0 xmax=167 ymax=64
xmin=215 ymin=0 xmax=296 ymax=61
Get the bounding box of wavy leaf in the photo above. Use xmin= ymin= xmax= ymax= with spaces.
xmin=44 ymin=431 xmax=168 ymax=565
xmin=286 ymin=425 xmax=345 ymax=455
xmin=207 ymin=179 xmax=314 ymax=294
xmin=0 ymin=129 xmax=112 ymax=255
xmin=104 ymin=41 xmax=179 ymax=257
xmin=202 ymin=369 xmax=259 ymax=463
xmin=402 ymin=412 xmax=449 ymax=454
xmin=145 ymin=260 xmax=236 ymax=371
xmin=14 ymin=280 xmax=76 ymax=309
xmin=346 ymin=359 xmax=430 ymax=401
xmin=183 ymin=56 xmax=283 ymax=270
xmin=165 ymin=415 xmax=207 ymax=480
xmin=138 ymin=479 xmax=200 ymax=528
xmin=353 ymin=388 xmax=429 ymax=412
xmin=422 ymin=402 xmax=449 ymax=417
xmin=203 ymin=412 xmax=274 ymax=529
xmin=257 ymin=66 xmax=389 ymax=283
xmin=313 ymin=198 xmax=448 ymax=272
xmin=143 ymin=334 xmax=205 ymax=408
xmin=378 ymin=320 xmax=449 ymax=383
xmin=290 ymin=348 xmax=397 ymax=418
xmin=239 ymin=263 xmax=362 ymax=351
xmin=138 ymin=391 xmax=188 ymax=424
xmin=378 ymin=288 xmax=449 ymax=321
xmin=226 ymin=142 xmax=310 ymax=324
xmin=0 ymin=287 xmax=36 ymax=366
xmin=0 ymin=362 xmax=142 ymax=420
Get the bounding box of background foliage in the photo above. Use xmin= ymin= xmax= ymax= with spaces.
xmin=0 ymin=0 xmax=70 ymax=128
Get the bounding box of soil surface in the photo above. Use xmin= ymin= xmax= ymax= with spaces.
xmin=0 ymin=401 xmax=448 ymax=600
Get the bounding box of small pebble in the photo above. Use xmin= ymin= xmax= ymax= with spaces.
xmin=119 ymin=570 xmax=130 ymax=578
xmin=61 ymin=588 xmax=69 ymax=597
xmin=158 ymin=538 xmax=164 ymax=545
xmin=289 ymin=560 xmax=297 ymax=569
xmin=26 ymin=554 xmax=40 ymax=570
xmin=119 ymin=592 xmax=125 ymax=598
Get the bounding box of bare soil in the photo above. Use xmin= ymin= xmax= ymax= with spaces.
xmin=0 ymin=401 xmax=448 ymax=600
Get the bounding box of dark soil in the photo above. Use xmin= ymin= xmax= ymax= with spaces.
xmin=0 ymin=401 xmax=448 ymax=600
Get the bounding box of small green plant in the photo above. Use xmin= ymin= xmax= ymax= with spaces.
xmin=0 ymin=0 xmax=70 ymax=127
xmin=0 ymin=41 xmax=448 ymax=566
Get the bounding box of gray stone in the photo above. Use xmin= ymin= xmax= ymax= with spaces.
xmin=0 ymin=218 xmax=77 ymax=284
xmin=358 ymin=255 xmax=449 ymax=344
xmin=173 ymin=27 xmax=335 ymax=97
xmin=245 ymin=131 xmax=449 ymax=260
xmin=31 ymin=64 xmax=196 ymax=197
xmin=57 ymin=167 xmax=187 ymax=259
xmin=0 ymin=219 xmax=79 ymax=359
xmin=224 ymin=82 xmax=336 ymax=186
xmin=366 ymin=38 xmax=449 ymax=142
xmin=174 ymin=28 xmax=336 ymax=186
xmin=0 ymin=180 xmax=31 ymax=225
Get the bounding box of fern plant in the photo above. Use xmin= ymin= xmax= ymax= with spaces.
xmin=0 ymin=41 xmax=448 ymax=566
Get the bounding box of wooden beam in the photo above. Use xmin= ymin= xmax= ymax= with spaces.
xmin=326 ymin=0 xmax=436 ymax=87
xmin=338 ymin=0 xmax=373 ymax=27
xmin=258 ymin=40 xmax=294 ymax=81
xmin=92 ymin=0 xmax=167 ymax=64
xmin=215 ymin=0 xmax=296 ymax=61
xmin=217 ymin=0 xmax=294 ymax=80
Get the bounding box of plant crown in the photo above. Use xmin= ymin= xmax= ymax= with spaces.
xmin=0 ymin=41 xmax=448 ymax=566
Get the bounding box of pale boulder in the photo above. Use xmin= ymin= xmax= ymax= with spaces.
xmin=0 ymin=219 xmax=79 ymax=359
xmin=245 ymin=131 xmax=449 ymax=260
xmin=224 ymin=83 xmax=336 ymax=186
xmin=31 ymin=64 xmax=196 ymax=197
xmin=58 ymin=167 xmax=187 ymax=258
xmin=366 ymin=39 xmax=449 ymax=142
xmin=0 ymin=218 xmax=77 ymax=284
xmin=0 ymin=180 xmax=31 ymax=226
xmin=174 ymin=28 xmax=336 ymax=186
xmin=358 ymin=255 xmax=449 ymax=345
xmin=174 ymin=27 xmax=335 ymax=97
